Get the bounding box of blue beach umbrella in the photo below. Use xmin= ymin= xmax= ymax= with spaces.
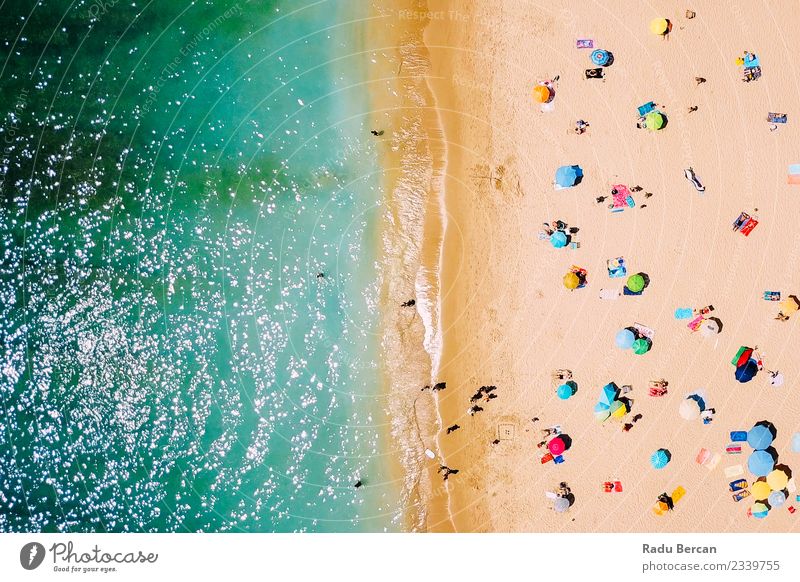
xmin=615 ymin=328 xmax=635 ymax=349
xmin=650 ymin=449 xmax=671 ymax=469
xmin=550 ymin=231 xmax=568 ymax=248
xmin=591 ymin=49 xmax=610 ymax=66
xmin=751 ymin=502 xmax=769 ymax=519
xmin=557 ymin=382 xmax=575 ymax=400
xmin=735 ymin=359 xmax=759 ymax=383
xmin=768 ymin=490 xmax=786 ymax=508
xmin=748 ymin=449 xmax=776 ymax=477
xmin=555 ymin=165 xmax=583 ymax=188
xmin=747 ymin=422 xmax=776 ymax=450
xmin=600 ymin=382 xmax=619 ymax=407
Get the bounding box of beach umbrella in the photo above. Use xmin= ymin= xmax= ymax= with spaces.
xmin=600 ymin=383 xmax=618 ymax=406
xmin=594 ymin=408 xmax=611 ymax=422
xmin=751 ymin=502 xmax=769 ymax=519
xmin=735 ymin=359 xmax=759 ymax=383
xmin=533 ymin=84 xmax=553 ymax=104
xmin=650 ymin=18 xmax=669 ymax=35
xmin=553 ymin=496 xmax=570 ymax=513
xmin=557 ymin=382 xmax=575 ymax=400
xmin=766 ymin=467 xmax=790 ymax=490
xmin=555 ymin=165 xmax=583 ymax=188
xmin=651 ymin=449 xmax=671 ymax=469
xmin=769 ymin=372 xmax=784 ymax=386
xmin=748 ymin=421 xmax=776 ymax=450
xmin=591 ymin=49 xmax=610 ymax=66
xmin=700 ymin=318 xmax=721 ymax=337
xmin=632 ymin=337 xmax=651 ymax=355
xmin=615 ymin=328 xmax=636 ymax=349
xmin=548 ymin=437 xmax=566 ymax=456
xmin=627 ymin=274 xmax=645 ymax=293
xmin=748 ymin=450 xmax=776 ymax=477
xmin=644 ymin=111 xmax=665 ymax=131
xmin=750 ymin=480 xmax=771 ymax=501
xmin=609 ymin=400 xmax=627 ymax=420
xmin=563 ymin=272 xmax=580 ymax=290
xmin=780 ymin=295 xmax=800 ymax=315
xmin=550 ymin=231 xmax=568 ymax=248
xmin=679 ymin=396 xmax=703 ymax=420
xmin=768 ymin=490 xmax=786 ymax=508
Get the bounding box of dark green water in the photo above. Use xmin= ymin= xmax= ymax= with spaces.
xmin=0 ymin=0 xmax=402 ymax=532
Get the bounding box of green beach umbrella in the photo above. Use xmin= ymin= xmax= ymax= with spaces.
xmin=632 ymin=337 xmax=651 ymax=355
xmin=645 ymin=111 xmax=665 ymax=131
xmin=627 ymin=274 xmax=645 ymax=293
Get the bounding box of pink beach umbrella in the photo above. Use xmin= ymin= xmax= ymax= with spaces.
xmin=548 ymin=437 xmax=566 ymax=456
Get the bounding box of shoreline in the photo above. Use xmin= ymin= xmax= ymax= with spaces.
xmin=365 ymin=0 xmax=451 ymax=531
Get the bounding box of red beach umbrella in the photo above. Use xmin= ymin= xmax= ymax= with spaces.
xmin=548 ymin=437 xmax=566 ymax=456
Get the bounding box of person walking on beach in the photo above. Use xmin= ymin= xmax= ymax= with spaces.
xmin=401 ymin=299 xmax=415 ymax=307
xmin=695 ymin=77 xmax=706 ymax=85
xmin=595 ymin=195 xmax=607 ymax=204
xmin=468 ymin=405 xmax=484 ymax=416
xmin=688 ymin=106 xmax=698 ymax=113
xmin=446 ymin=424 xmax=461 ymax=434
xmin=370 ymin=130 xmax=384 ymax=136
xmin=432 ymin=382 xmax=446 ymax=392
xmin=438 ymin=465 xmax=459 ymax=481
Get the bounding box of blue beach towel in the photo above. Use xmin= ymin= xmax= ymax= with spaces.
xmin=674 ymin=308 xmax=693 ymax=319
xmin=637 ymin=101 xmax=656 ymax=116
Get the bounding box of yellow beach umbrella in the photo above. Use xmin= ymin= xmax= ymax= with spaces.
xmin=563 ymin=272 xmax=580 ymax=290
xmin=533 ymin=84 xmax=552 ymax=104
xmin=750 ymin=480 xmax=771 ymax=501
xmin=766 ymin=468 xmax=789 ymax=491
xmin=650 ymin=18 xmax=669 ymax=35
xmin=779 ymin=296 xmax=800 ymax=315
xmin=610 ymin=400 xmax=627 ymax=420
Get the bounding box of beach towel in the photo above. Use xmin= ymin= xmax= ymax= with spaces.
xmin=730 ymin=430 xmax=748 ymax=442
xmin=623 ymin=285 xmax=643 ymax=296
xmin=763 ymin=291 xmax=781 ymax=301
xmin=599 ymin=288 xmax=621 ymax=300
xmin=683 ymin=167 xmax=705 ymax=192
xmin=584 ymin=68 xmax=604 ymax=79
xmin=789 ymin=164 xmax=800 ymax=185
xmin=632 ymin=323 xmax=654 ymax=339
xmin=743 ymin=53 xmax=760 ymax=68
xmin=637 ymin=101 xmax=656 ymax=116
xmin=674 ymin=307 xmax=693 ymax=319
xmin=576 ymin=39 xmax=594 ymax=48
xmin=740 ymin=217 xmax=758 ymax=236
xmin=768 ymin=112 xmax=788 ymax=123
xmin=607 ymin=257 xmax=627 ymax=278
xmin=610 ymin=184 xmax=634 ymax=212
xmin=725 ymin=465 xmax=744 ymax=478
xmin=687 ymin=314 xmax=704 ymax=331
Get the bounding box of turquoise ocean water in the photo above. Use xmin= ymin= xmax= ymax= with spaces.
xmin=0 ymin=0 xmax=402 ymax=532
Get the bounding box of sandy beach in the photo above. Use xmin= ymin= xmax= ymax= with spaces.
xmin=400 ymin=0 xmax=800 ymax=532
